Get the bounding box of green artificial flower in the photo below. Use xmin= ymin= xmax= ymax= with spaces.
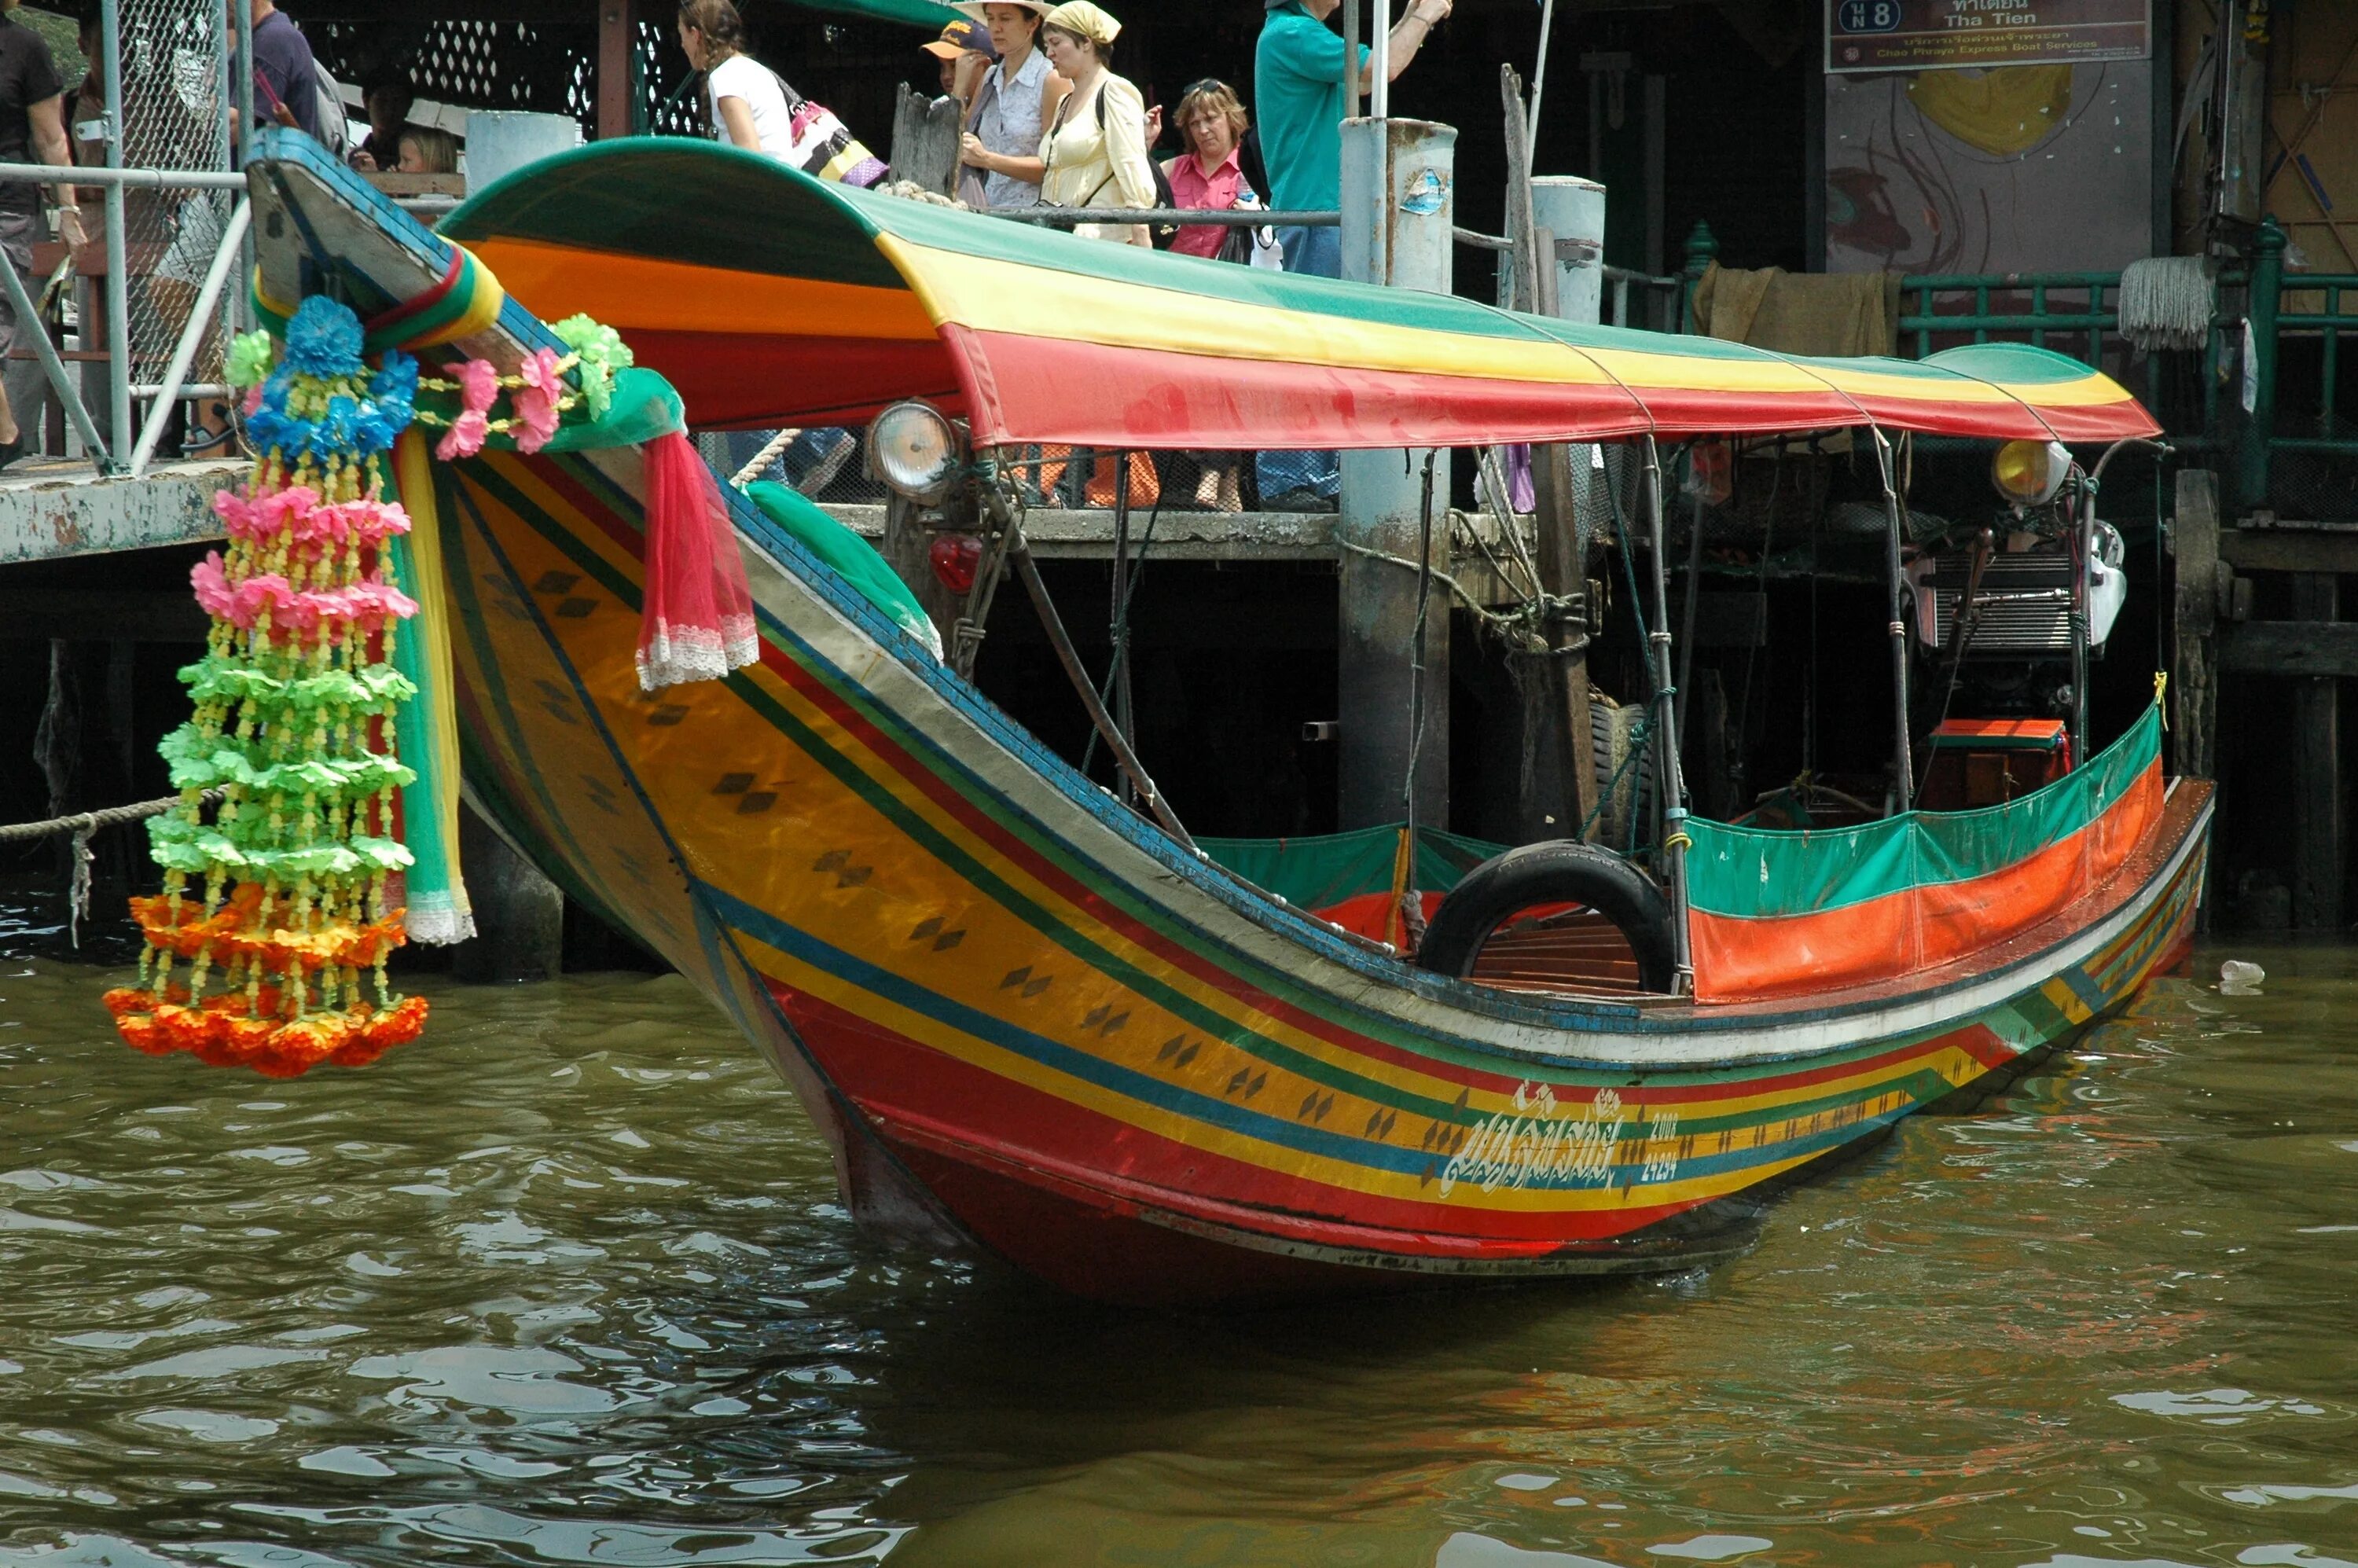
xmin=226 ymin=330 xmax=278 ymax=389
xmin=348 ymin=835 xmax=417 ymax=872
xmin=551 ymin=314 xmax=632 ymax=420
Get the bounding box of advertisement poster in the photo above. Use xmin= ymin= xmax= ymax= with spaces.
xmin=1827 ymin=0 xmax=2151 ymax=75
xmin=1824 ymin=61 xmax=2153 ymax=275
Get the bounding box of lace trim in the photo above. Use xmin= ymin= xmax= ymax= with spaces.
xmin=638 ymin=616 xmax=762 ymax=692
xmin=402 ymin=903 xmax=478 ymax=946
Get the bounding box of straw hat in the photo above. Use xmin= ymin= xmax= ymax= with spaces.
xmin=1042 ymin=2 xmax=1119 ymax=44
xmin=952 ymin=1 xmax=1054 ymax=22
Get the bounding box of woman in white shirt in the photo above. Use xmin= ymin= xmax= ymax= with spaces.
xmin=1034 ymin=2 xmax=1155 ymax=245
xmin=954 ymin=2 xmax=1069 ymax=211
xmin=676 ymin=0 xmax=886 ymax=187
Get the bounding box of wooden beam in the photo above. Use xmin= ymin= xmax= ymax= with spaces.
xmin=2220 ymin=527 xmax=2358 ymax=576
xmin=597 ymin=0 xmax=635 ymax=141
xmin=2220 ymin=619 xmax=2358 ymax=678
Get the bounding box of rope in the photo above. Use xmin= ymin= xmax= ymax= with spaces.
xmin=0 ymin=790 xmax=220 ymax=844
xmin=1335 ymin=534 xmax=1586 ymax=652
xmin=729 ymin=428 xmax=804 ymax=491
xmin=2 ymin=790 xmax=221 ymax=949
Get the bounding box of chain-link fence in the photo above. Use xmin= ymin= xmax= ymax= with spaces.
xmin=116 ymin=0 xmax=231 ymax=397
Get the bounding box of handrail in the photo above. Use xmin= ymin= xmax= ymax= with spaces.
xmin=0 ymin=161 xmax=245 ymax=189
xmin=993 ymin=206 xmax=1338 ymax=228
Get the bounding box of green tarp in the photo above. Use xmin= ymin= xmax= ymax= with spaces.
xmin=742 ymin=481 xmax=940 ymax=652
xmin=1198 ymin=824 xmax=1506 ymax=913
xmin=1685 ymin=705 xmax=2162 ymax=920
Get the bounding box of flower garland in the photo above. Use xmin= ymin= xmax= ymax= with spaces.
xmin=104 ymin=297 xmax=431 ymax=1078
xmin=405 ymin=318 xmax=630 ymax=461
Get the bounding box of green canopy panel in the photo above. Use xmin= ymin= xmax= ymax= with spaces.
xmin=797 ymin=0 xmax=962 ymax=27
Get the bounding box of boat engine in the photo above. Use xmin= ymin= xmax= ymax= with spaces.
xmin=1901 ymin=439 xmax=2121 ymax=807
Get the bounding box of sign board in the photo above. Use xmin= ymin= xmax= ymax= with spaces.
xmin=1826 ymin=0 xmax=2150 ymax=74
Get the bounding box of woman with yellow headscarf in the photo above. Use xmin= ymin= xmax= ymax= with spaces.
xmin=1036 ymin=2 xmax=1157 ymax=245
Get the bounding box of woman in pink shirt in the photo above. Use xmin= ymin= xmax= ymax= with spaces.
xmin=1162 ymin=79 xmax=1254 ymax=261
xmin=1163 ymin=79 xmax=1258 ymax=508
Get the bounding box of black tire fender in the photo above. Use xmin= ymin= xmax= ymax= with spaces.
xmin=1414 ymin=840 xmax=1678 ymax=993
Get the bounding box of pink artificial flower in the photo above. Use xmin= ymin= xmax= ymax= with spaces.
xmin=510 ymin=347 xmax=565 ymax=455
xmin=211 ymin=491 xmax=259 ymax=540
xmin=435 ymin=410 xmax=489 ymax=462
xmin=235 ymin=575 xmax=296 ymax=626
xmin=434 ymin=358 xmax=500 ymax=461
xmin=191 ymin=552 xmax=235 ymax=619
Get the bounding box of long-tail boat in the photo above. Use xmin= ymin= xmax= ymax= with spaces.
xmin=240 ymin=133 xmax=2209 ymax=1304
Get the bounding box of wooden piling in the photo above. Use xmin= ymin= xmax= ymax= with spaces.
xmin=2289 ymin=571 xmax=2342 ymax=931
xmin=2169 ymin=470 xmax=2220 ymax=780
xmin=452 ymin=803 xmax=564 ymax=985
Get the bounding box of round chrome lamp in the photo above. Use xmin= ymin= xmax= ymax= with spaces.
xmin=866 ymin=401 xmax=962 ymax=507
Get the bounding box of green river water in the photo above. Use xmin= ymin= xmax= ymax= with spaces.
xmin=2 ymin=894 xmax=2354 ymax=1568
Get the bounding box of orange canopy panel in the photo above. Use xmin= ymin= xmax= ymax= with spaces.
xmin=439 ymin=141 xmax=2165 ymax=450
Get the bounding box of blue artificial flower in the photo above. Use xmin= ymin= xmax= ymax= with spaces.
xmin=285 ymin=297 xmax=365 ymax=379
xmin=351 ymin=402 xmax=399 ymax=454
xmin=245 ymin=403 xmax=293 ymax=454
xmin=369 ymin=348 xmax=419 ymax=408
xmin=314 ymin=395 xmax=359 ymax=457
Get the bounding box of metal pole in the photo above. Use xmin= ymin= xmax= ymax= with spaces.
xmin=0 ymin=252 xmax=108 ymax=465
xmin=0 ymin=164 xmax=245 ymax=189
xmin=217 ymin=6 xmax=248 ymax=333
xmin=1640 ymin=436 xmax=1694 ymax=994
xmin=1341 ymin=0 xmax=1361 ymax=123
xmin=236 ymin=2 xmax=255 ymax=165
xmin=2071 ymin=472 xmax=2094 ymax=769
xmin=1676 ymin=485 xmax=1703 ymax=750
xmin=1370 ymin=0 xmax=1391 ymax=119
xmin=1108 ymin=454 xmax=1135 ymax=807
xmin=129 ymin=198 xmax=251 ymax=476
xmin=1872 ymin=430 xmax=1915 ymax=812
xmin=99 ymin=0 xmax=130 ymax=473
xmin=236 ymin=0 xmax=256 ymax=325
xmin=1527 ymin=0 xmax=1558 ymax=158
xmin=1008 ymin=537 xmax=1195 ymax=852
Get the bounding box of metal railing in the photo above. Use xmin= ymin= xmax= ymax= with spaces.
xmin=0 ymin=163 xmax=248 ymax=479
xmin=1898 ymin=272 xmax=2124 ymax=367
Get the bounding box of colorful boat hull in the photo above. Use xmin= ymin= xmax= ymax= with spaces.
xmin=432 ymin=446 xmax=2207 ymax=1303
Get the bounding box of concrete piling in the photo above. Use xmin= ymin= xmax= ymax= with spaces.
xmin=1337 ymin=116 xmax=1456 ymax=831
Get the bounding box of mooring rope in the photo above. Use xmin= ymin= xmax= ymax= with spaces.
xmin=0 ymin=791 xmax=223 ymax=949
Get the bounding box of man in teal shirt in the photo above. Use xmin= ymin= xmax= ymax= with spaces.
xmin=1254 ymin=0 xmax=1453 ymax=506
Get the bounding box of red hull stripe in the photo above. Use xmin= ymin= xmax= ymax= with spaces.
xmin=777 ymin=980 xmax=1849 ymax=1250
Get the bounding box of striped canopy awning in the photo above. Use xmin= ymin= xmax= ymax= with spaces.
xmin=801 ymin=0 xmax=962 ymax=26
xmin=441 ymin=139 xmax=2163 ymax=450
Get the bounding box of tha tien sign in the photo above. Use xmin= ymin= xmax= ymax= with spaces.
xmin=1826 ymin=0 xmax=2150 ymax=73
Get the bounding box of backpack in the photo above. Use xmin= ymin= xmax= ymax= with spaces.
xmin=311 ymin=57 xmax=348 ymax=154
xmin=1082 ymin=86 xmax=1178 ymax=248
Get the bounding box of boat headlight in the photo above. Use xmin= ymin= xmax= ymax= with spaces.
xmin=867 ymin=401 xmax=961 ymax=506
xmin=1992 ymin=439 xmax=2071 ymax=507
